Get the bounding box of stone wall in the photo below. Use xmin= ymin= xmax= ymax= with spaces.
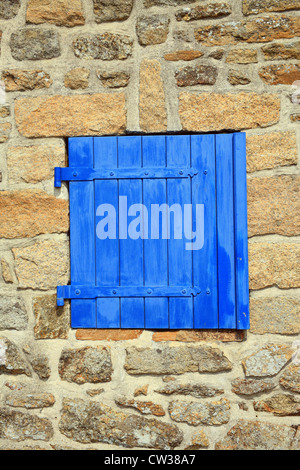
xmin=0 ymin=0 xmax=299 ymax=450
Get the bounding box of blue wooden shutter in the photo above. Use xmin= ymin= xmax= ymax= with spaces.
xmin=56 ymin=134 xmax=249 ymax=330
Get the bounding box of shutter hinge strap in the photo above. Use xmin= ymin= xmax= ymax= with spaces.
xmin=54 ymin=167 xmax=198 ymax=187
xmin=57 ymin=285 xmax=202 ymax=307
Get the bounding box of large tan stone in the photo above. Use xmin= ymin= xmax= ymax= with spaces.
xmin=169 ymin=398 xmax=230 ymax=426
xmin=248 ymin=242 xmax=300 ymax=290
xmin=179 ymin=93 xmax=280 ymax=131
xmin=15 ymin=93 xmax=126 ymax=137
xmin=261 ymin=41 xmax=300 ymax=61
xmin=59 ymin=397 xmax=183 ymax=448
xmin=33 ymin=294 xmax=70 ymax=340
xmin=139 ymin=60 xmax=167 ymax=133
xmin=259 ymin=64 xmax=300 ymax=85
xmin=243 ymin=0 xmax=300 ymax=16
xmin=215 ymin=420 xmax=297 ymax=450
xmin=226 ymin=48 xmax=258 ymax=64
xmin=246 ymin=131 xmax=298 ymax=172
xmin=26 ymin=0 xmax=85 ymax=27
xmin=250 ymin=296 xmax=300 ymax=335
xmin=194 ymin=15 xmax=300 ymax=46
xmin=254 ymin=394 xmax=300 ymax=416
xmin=247 ymin=175 xmax=300 ymax=237
xmin=0 ymin=190 xmax=69 ymax=239
xmin=0 ymin=407 xmax=53 ymax=441
xmin=0 ymin=123 xmax=11 ymax=143
xmin=12 ymin=240 xmax=70 ymax=290
xmin=2 ymin=70 xmax=52 ymax=92
xmin=7 ymin=142 xmax=66 ymax=184
xmin=242 ymin=344 xmax=293 ymax=377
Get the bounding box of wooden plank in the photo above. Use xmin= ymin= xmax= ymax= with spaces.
xmin=143 ymin=136 xmax=169 ymax=328
xmin=94 ymin=137 xmax=120 ymax=328
xmin=233 ymin=133 xmax=250 ymax=330
xmin=69 ymin=137 xmax=96 ymax=328
xmin=118 ymin=136 xmax=144 ymax=328
xmin=167 ymin=135 xmax=193 ymax=329
xmin=191 ymin=135 xmax=218 ymax=328
xmin=216 ymin=134 xmax=236 ymax=329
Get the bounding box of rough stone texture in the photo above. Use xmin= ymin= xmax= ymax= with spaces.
xmin=164 ymin=50 xmax=203 ymax=61
xmin=175 ymin=65 xmax=218 ymax=86
xmin=0 ymin=0 xmax=20 ymax=19
xmin=155 ymin=383 xmax=224 ymax=398
xmin=97 ymin=71 xmax=130 ymax=88
xmin=231 ymin=378 xmax=276 ymax=396
xmin=7 ymin=142 xmax=66 ymax=184
xmin=194 ymin=15 xmax=300 ymax=46
xmin=12 ymin=240 xmax=70 ymax=290
xmin=152 ymin=330 xmax=245 ymax=342
xmin=10 ymin=29 xmax=61 ymax=61
xmin=136 ymin=15 xmax=170 ymax=46
xmin=86 ymin=388 xmax=104 ymax=397
xmin=0 ymin=190 xmax=69 ymax=239
xmin=5 ymin=390 xmax=55 ymax=409
xmin=179 ymin=92 xmax=280 ymax=131
xmin=124 ymin=346 xmax=232 ymax=375
xmin=228 ymin=69 xmax=251 ymax=85
xmin=250 ymin=296 xmax=300 ymax=335
xmin=169 ymin=398 xmax=230 ymax=426
xmin=175 ymin=3 xmax=232 ymax=21
xmin=1 ymin=259 xmax=13 ymax=284
xmin=58 ymin=347 xmax=113 ymax=384
xmin=29 ymin=355 xmax=51 ymax=381
xmin=185 ymin=430 xmax=209 ymax=449
xmin=0 ymin=105 xmax=10 ymax=118
xmin=116 ymin=398 xmax=165 ymax=416
xmin=291 ymin=113 xmax=300 ymax=122
xmin=247 ymin=176 xmax=300 ymax=237
xmin=215 ymin=420 xmax=297 ymax=450
xmin=280 ymin=365 xmax=300 ymax=394
xmin=64 ymin=68 xmax=89 ymax=90
xmin=26 ymin=0 xmax=85 ymax=26
xmin=259 ymin=64 xmax=300 ymax=85
xmin=144 ymin=0 xmax=196 ymax=5
xmin=0 ymin=297 xmax=28 ymax=331
xmin=0 ymin=337 xmax=31 ymax=377
xmin=208 ymin=49 xmax=225 ymax=60
xmin=76 ymin=329 xmax=143 ymax=341
xmin=262 ymin=41 xmax=300 ymax=60
xmin=15 ymin=93 xmax=126 ymax=137
xmin=33 ymin=294 xmax=70 ymax=340
xmin=0 ymin=407 xmax=53 ymax=441
xmin=2 ymin=70 xmax=52 ymax=92
xmin=93 ymin=0 xmax=133 ymax=23
xmin=134 ymin=385 xmax=149 ymax=397
xmin=254 ymin=394 xmax=300 ymax=416
xmin=248 ymin=242 xmax=300 ymax=290
xmin=59 ymin=398 xmax=183 ymax=449
xmin=73 ymin=33 xmax=133 ymax=60
xmin=226 ymin=48 xmax=258 ymax=63
xmin=243 ymin=0 xmax=300 ymax=16
xmin=246 ymin=131 xmax=298 ymax=172
xmin=139 ymin=59 xmax=167 ymax=133
xmin=242 ymin=344 xmax=293 ymax=377
xmin=0 ymin=123 xmax=11 ymax=143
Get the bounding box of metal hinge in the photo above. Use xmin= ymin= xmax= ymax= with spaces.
xmin=57 ymin=285 xmax=202 ymax=306
xmin=54 ymin=167 xmax=199 ymax=187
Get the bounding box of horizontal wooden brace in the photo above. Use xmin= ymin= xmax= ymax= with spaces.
xmin=57 ymin=285 xmax=202 ymax=306
xmin=54 ymin=167 xmax=199 ymax=187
